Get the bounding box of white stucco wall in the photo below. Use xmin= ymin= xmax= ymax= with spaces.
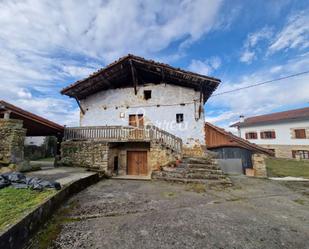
xmin=239 ymin=120 xmax=309 ymax=145
xmin=24 ymin=136 xmax=45 ymax=146
xmin=79 ymin=84 xmax=205 ymax=146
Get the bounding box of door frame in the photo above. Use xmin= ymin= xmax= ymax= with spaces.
xmin=126 ymin=150 xmax=148 ymax=176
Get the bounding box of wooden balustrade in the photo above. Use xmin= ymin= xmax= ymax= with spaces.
xmin=63 ymin=125 xmax=182 ymax=153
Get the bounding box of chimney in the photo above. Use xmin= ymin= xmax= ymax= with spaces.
xmin=239 ymin=115 xmax=245 ymax=123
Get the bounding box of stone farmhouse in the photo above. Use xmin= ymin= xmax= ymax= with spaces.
xmin=60 ymin=55 xmax=221 ymax=177
xmin=231 ymin=107 xmax=309 ymax=159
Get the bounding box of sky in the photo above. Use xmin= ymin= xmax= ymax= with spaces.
xmin=0 ymin=0 xmax=308 ymax=129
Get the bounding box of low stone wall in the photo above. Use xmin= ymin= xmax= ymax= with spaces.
xmin=259 ymin=144 xmax=309 ymax=159
xmin=61 ymin=140 xmax=108 ymax=172
xmin=252 ymin=153 xmax=267 ymax=178
xmin=0 ymin=119 xmax=26 ymax=165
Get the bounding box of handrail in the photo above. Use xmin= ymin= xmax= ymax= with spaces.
xmin=63 ymin=125 xmax=182 ymax=153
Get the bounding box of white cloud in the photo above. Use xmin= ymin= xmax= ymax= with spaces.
xmin=205 ymin=111 xmax=237 ymax=123
xmin=240 ymin=27 xmax=273 ymax=63
xmin=17 ymin=89 xmax=32 ymax=99
xmin=188 ymin=56 xmax=221 ymax=75
xmin=207 ymin=53 xmax=309 ymax=128
xmin=268 ymin=11 xmax=309 ymax=54
xmin=0 ymin=0 xmax=224 ymax=125
xmin=240 ymin=51 xmax=255 ymax=63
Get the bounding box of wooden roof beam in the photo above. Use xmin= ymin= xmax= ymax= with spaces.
xmin=129 ymin=59 xmax=138 ymax=95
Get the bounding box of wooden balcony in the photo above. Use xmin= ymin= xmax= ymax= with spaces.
xmin=64 ymin=125 xmax=182 ymax=153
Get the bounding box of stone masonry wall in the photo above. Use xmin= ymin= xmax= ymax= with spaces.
xmin=252 ymin=153 xmax=267 ymax=178
xmin=260 ymin=144 xmax=309 ymax=159
xmin=182 ymin=144 xmax=206 ymax=157
xmin=61 ymin=140 xmax=108 ymax=172
xmin=0 ymin=119 xmax=26 ymax=165
xmin=149 ymin=142 xmax=181 ymax=171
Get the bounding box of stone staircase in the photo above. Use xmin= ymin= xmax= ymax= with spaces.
xmin=152 ymin=156 xmax=232 ymax=186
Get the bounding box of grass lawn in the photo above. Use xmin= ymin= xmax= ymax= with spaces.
xmin=33 ymin=157 xmax=55 ymax=162
xmin=266 ymin=158 xmax=309 ymax=178
xmin=0 ymin=187 xmax=56 ymax=231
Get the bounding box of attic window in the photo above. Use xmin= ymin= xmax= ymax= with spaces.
xmin=176 ymin=113 xmax=184 ymax=123
xmin=144 ymin=90 xmax=152 ymax=100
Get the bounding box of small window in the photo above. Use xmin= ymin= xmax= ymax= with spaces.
xmin=295 ymin=129 xmax=306 ymax=139
xmin=144 ymin=90 xmax=152 ymax=100
xmin=245 ymin=132 xmax=257 ymax=139
xmin=176 ymin=113 xmax=184 ymax=123
xmin=260 ymin=131 xmax=276 ymax=139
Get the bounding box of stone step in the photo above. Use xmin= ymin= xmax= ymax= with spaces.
xmin=152 ymin=175 xmax=232 ymax=186
xmin=182 ymin=157 xmax=213 ymax=164
xmin=180 ymin=163 xmax=220 ymax=170
xmin=185 ymin=168 xmax=224 ymax=174
xmin=153 ymin=170 xmax=226 ymax=180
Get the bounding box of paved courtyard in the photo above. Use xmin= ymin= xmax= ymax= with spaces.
xmin=32 ymin=176 xmax=309 ymax=249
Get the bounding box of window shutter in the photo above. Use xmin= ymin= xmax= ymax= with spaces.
xmin=260 ymin=132 xmax=264 ymax=139
xmin=296 ymin=129 xmax=306 ymax=138
xmin=271 ymin=131 xmax=276 ymax=139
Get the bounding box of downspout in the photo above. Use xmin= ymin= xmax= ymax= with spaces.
xmin=74 ymin=97 xmax=85 ymax=115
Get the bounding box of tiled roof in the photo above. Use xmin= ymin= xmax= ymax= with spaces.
xmin=0 ymin=100 xmax=63 ymax=135
xmin=231 ymin=107 xmax=309 ymax=127
xmin=61 ymin=54 xmax=220 ymax=100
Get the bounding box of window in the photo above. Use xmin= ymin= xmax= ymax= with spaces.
xmin=295 ymin=129 xmax=306 ymax=139
xmin=292 ymin=150 xmax=309 ymax=159
xmin=129 ymin=114 xmax=144 ymax=127
xmin=245 ymin=132 xmax=257 ymax=139
xmin=144 ymin=90 xmax=152 ymax=100
xmin=176 ymin=113 xmax=184 ymax=123
xmin=260 ymin=131 xmax=276 ymax=139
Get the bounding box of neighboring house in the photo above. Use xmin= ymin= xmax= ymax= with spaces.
xmin=231 ymin=107 xmax=309 ymax=159
xmin=0 ymin=100 xmax=63 ymax=165
xmin=25 ymin=137 xmax=45 ymax=146
xmin=60 ymin=54 xmax=220 ymax=176
xmin=205 ymin=122 xmax=272 ymax=176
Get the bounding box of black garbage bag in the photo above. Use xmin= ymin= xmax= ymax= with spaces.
xmin=0 ymin=175 xmax=11 ymax=189
xmin=0 ymin=172 xmax=61 ymax=191
xmin=2 ymin=172 xmax=27 ymax=183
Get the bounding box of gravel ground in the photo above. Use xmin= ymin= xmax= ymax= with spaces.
xmin=31 ymin=176 xmax=309 ymax=249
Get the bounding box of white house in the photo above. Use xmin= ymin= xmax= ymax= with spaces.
xmin=60 ymin=55 xmax=220 ymax=176
xmin=231 ymin=107 xmax=309 ymax=159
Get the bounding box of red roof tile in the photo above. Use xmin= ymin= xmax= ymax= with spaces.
xmin=231 ymin=107 xmax=309 ymax=127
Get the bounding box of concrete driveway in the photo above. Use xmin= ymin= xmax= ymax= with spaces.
xmin=33 ymin=177 xmax=309 ymax=249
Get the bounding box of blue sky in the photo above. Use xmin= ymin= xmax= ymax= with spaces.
xmin=0 ymin=0 xmax=308 ymax=129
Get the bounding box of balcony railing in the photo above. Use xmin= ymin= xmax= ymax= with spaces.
xmin=63 ymin=125 xmax=182 ymax=153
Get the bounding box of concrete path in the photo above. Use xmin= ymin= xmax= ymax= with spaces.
xmin=33 ymin=176 xmax=309 ymax=249
xmin=26 ymin=167 xmax=97 ymax=186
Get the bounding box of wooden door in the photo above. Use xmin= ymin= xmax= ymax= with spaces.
xmin=127 ymin=151 xmax=148 ymax=175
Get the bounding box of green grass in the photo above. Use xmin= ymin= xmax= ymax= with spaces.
xmin=266 ymin=158 xmax=309 ymax=178
xmin=34 ymin=200 xmax=80 ymax=249
xmin=33 ymin=157 xmax=55 ymax=162
xmin=0 ymin=187 xmax=56 ymax=231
